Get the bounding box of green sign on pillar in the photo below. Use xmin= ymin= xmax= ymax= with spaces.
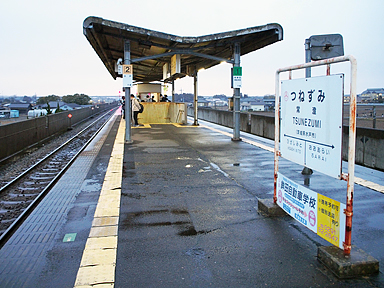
xmin=232 ymin=67 xmax=242 ymax=88
xmin=233 ymin=67 xmax=242 ymax=76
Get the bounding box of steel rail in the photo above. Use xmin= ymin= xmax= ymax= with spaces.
xmin=0 ymin=108 xmax=116 ymax=193
xmin=0 ymin=109 xmax=117 ymax=247
xmin=0 ymin=106 xmax=116 ymax=165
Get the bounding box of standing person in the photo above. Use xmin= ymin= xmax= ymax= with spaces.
xmin=131 ymin=94 xmax=140 ymax=126
xmin=121 ymin=96 xmax=126 ymax=119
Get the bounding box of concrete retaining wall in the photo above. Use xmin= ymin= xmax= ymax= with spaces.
xmin=189 ymin=107 xmax=384 ymax=171
xmin=190 ymin=108 xmax=275 ymax=140
xmin=343 ymin=126 xmax=384 ymax=171
xmin=0 ymin=103 xmax=117 ymax=160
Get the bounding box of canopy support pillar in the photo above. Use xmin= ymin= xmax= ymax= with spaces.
xmin=232 ymin=42 xmax=241 ymax=141
xmin=193 ymin=69 xmax=199 ymax=126
xmin=124 ymin=40 xmax=132 ymax=143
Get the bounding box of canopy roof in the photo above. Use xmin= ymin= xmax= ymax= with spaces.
xmin=83 ymin=17 xmax=283 ymax=83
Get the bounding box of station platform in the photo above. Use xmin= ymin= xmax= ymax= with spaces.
xmin=0 ymin=108 xmax=383 ymax=287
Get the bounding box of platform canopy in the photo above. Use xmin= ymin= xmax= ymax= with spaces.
xmin=83 ymin=16 xmax=283 ymax=83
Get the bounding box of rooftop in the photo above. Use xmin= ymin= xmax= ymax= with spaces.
xmin=83 ymin=17 xmax=283 ymax=83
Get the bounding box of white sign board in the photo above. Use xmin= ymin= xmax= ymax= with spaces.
xmin=123 ymin=74 xmax=133 ymax=87
xmin=280 ymin=75 xmax=344 ymax=179
xmin=232 ymin=67 xmax=242 ymax=88
xmin=276 ymin=172 xmax=346 ymax=249
xmin=123 ymin=65 xmax=133 ymax=87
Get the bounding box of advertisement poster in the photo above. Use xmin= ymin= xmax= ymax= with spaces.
xmin=317 ymin=194 xmax=346 ymax=248
xmin=277 ymin=172 xmax=346 ymax=249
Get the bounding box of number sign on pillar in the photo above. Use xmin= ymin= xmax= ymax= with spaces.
xmin=123 ymin=64 xmax=133 ymax=87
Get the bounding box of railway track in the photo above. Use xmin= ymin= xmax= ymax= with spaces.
xmin=0 ymin=108 xmax=118 ymax=245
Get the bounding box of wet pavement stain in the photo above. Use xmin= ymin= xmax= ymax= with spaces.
xmin=118 ymin=207 xmax=221 ymax=238
xmin=120 ymin=208 xmax=194 ymax=234
xmin=170 ymin=209 xmax=189 ymax=215
xmin=178 ymin=226 xmax=198 ymax=236
xmin=185 ymin=247 xmax=213 ymax=285
xmin=121 ymin=192 xmax=146 ymax=199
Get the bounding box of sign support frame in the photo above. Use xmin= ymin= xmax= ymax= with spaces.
xmin=274 ymin=55 xmax=357 ymax=255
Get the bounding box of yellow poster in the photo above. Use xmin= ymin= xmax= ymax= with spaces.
xmin=317 ymin=194 xmax=344 ymax=248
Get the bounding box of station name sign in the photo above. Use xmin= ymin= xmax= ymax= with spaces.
xmin=280 ymin=75 xmax=344 ymax=179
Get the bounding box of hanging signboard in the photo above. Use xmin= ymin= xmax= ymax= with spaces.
xmin=123 ymin=64 xmax=133 ymax=87
xmin=163 ymin=63 xmax=170 ymax=80
xmin=171 ymin=54 xmax=181 ymax=75
xmin=232 ymin=66 xmax=242 ymax=88
xmin=280 ymin=74 xmax=344 ymax=179
xmin=276 ymin=172 xmax=346 ymax=249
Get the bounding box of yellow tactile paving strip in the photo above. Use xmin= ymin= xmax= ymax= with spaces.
xmin=132 ymin=123 xmax=151 ymax=128
xmin=74 ymin=120 xmax=125 ymax=288
xmin=132 ymin=123 xmax=200 ymax=128
xmin=132 ymin=123 xmax=194 ymax=128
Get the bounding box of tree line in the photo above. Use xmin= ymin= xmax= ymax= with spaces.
xmin=36 ymin=93 xmax=91 ymax=105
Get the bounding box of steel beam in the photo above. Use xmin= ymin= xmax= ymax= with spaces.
xmin=131 ymin=50 xmax=234 ymax=64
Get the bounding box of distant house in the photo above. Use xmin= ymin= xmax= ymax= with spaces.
xmin=8 ymin=103 xmax=32 ymax=114
xmin=38 ymin=101 xmax=59 ymax=109
xmin=64 ymin=103 xmax=82 ymax=110
xmin=0 ymin=110 xmax=19 ymax=119
xmin=209 ymin=99 xmax=227 ymax=108
xmin=40 ymin=101 xmax=83 ymax=111
xmin=360 ymin=88 xmax=384 ymax=102
xmin=240 ymin=98 xmax=267 ymax=111
xmin=240 ymin=101 xmax=265 ymax=111
xmin=197 ymin=98 xmax=210 ymax=107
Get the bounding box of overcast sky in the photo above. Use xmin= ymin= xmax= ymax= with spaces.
xmin=0 ymin=0 xmax=383 ymax=97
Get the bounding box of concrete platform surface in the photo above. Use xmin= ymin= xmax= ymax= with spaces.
xmin=115 ymin=120 xmax=384 ymax=287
